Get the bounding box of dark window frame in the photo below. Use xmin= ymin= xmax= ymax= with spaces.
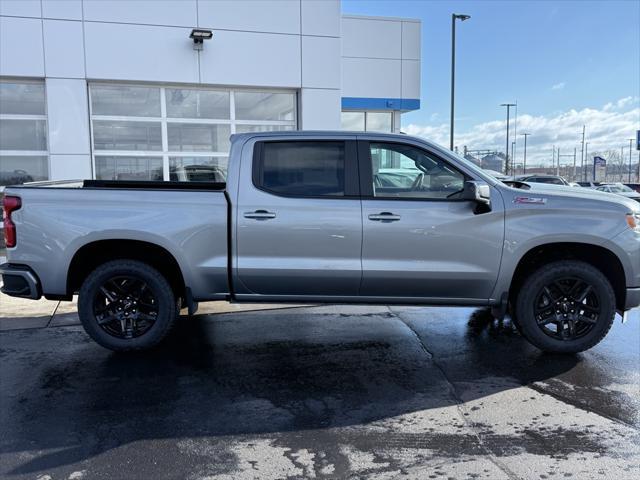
xmin=252 ymin=140 xmax=360 ymax=199
xmin=357 ymin=140 xmax=470 ymax=202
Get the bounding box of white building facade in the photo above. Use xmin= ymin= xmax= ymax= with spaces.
xmin=0 ymin=0 xmax=421 ymax=184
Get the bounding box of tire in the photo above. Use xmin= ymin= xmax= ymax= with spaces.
xmin=515 ymin=260 xmax=616 ymax=353
xmin=78 ymin=260 xmax=178 ymax=351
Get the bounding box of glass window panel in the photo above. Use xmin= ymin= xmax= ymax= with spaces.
xmin=166 ymin=89 xmax=230 ymax=119
xmin=0 ymin=155 xmax=48 ymax=185
xmin=167 ymin=123 xmax=230 ymax=152
xmin=93 ymin=120 xmax=162 ymax=151
xmin=169 ymin=156 xmax=227 ymax=182
xmin=95 ymin=156 xmax=163 ymax=181
xmin=0 ymin=83 xmax=46 ymax=115
xmin=258 ymin=141 xmax=345 ymax=197
xmin=0 ymin=119 xmax=47 ymax=150
xmin=235 ymin=124 xmax=295 ymax=134
xmin=91 ymin=85 xmax=161 ymax=117
xmin=370 ymin=143 xmax=465 ymax=199
xmin=341 ymin=111 xmax=365 ymax=131
xmin=235 ymin=92 xmax=295 ymax=121
xmin=366 ymin=112 xmax=392 ymax=132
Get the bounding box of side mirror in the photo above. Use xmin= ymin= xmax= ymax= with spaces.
xmin=462 ymin=180 xmax=491 ymax=207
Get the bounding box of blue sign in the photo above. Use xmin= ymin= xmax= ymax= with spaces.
xmin=636 ymin=130 xmax=639 ymax=150
xmin=594 ymin=156 xmax=607 ymax=167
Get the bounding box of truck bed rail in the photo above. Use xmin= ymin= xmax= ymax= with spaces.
xmin=82 ymin=180 xmax=226 ymax=191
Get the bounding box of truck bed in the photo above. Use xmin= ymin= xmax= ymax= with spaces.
xmin=3 ymin=180 xmax=230 ymax=301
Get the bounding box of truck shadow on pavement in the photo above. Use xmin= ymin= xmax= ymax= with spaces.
xmin=2 ymin=307 xmax=598 ymax=475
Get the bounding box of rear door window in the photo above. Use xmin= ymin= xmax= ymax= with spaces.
xmin=254 ymin=141 xmax=355 ymax=197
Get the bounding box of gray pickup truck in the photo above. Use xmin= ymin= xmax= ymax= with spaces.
xmin=2 ymin=132 xmax=639 ymax=353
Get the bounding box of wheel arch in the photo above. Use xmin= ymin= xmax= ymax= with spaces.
xmin=67 ymin=239 xmax=187 ymax=300
xmin=507 ymin=242 xmax=626 ymax=311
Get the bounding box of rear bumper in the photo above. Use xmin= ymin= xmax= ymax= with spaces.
xmin=0 ymin=263 xmax=41 ymax=300
xmin=625 ymin=287 xmax=640 ymax=311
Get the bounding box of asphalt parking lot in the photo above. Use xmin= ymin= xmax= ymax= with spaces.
xmin=1 ymin=304 xmax=639 ymax=480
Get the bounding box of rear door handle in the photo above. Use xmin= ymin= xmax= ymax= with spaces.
xmin=368 ymin=212 xmax=401 ymax=222
xmin=244 ymin=210 xmax=276 ymax=220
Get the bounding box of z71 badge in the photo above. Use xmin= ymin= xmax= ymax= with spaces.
xmin=513 ymin=196 xmax=547 ymax=205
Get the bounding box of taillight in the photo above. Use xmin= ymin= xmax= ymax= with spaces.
xmin=2 ymin=195 xmax=21 ymax=248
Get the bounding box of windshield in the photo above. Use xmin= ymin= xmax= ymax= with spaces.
xmin=608 ymin=184 xmax=633 ymax=193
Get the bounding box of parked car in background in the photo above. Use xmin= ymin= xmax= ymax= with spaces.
xmin=169 ymin=165 xmax=226 ymax=183
xmin=514 ymin=174 xmax=570 ymax=186
xmin=482 ymin=169 xmax=510 ymax=181
xmin=375 ymin=169 xmax=421 ymax=188
xmin=2 ymin=132 xmax=639 ymax=355
xmin=0 ymin=170 xmax=34 ymax=187
xmin=596 ymin=183 xmax=640 ymax=202
xmin=577 ymin=181 xmax=601 ymax=188
xmin=624 ymin=183 xmax=640 ymax=194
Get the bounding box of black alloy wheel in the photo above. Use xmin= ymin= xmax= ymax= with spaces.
xmin=533 ymin=277 xmax=600 ymax=341
xmin=93 ymin=276 xmax=159 ymax=339
xmin=515 ymin=260 xmax=616 ymax=353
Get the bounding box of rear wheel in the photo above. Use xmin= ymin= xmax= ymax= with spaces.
xmin=515 ymin=260 xmax=615 ymax=353
xmin=78 ymin=260 xmax=178 ymax=351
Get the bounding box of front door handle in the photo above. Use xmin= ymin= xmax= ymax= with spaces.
xmin=368 ymin=212 xmax=401 ymax=222
xmin=244 ymin=210 xmax=276 ymax=220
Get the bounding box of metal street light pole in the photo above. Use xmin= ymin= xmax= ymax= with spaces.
xmin=500 ymin=103 xmax=516 ymax=175
xmin=521 ymin=133 xmax=530 ymax=175
xmin=450 ymin=13 xmax=471 ymax=151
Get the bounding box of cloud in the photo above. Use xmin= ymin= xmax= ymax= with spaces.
xmin=403 ymin=97 xmax=640 ymax=167
xmin=551 ymin=82 xmax=566 ymax=90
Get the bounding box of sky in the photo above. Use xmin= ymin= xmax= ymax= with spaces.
xmin=342 ymin=0 xmax=640 ymax=167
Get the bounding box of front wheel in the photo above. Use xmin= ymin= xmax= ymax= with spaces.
xmin=515 ymin=260 xmax=616 ymax=353
xmin=78 ymin=260 xmax=178 ymax=351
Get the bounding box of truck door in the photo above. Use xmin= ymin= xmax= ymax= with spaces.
xmin=235 ymin=138 xmax=362 ymax=297
xmin=358 ymin=140 xmax=504 ymax=300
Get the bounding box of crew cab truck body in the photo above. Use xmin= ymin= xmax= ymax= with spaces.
xmin=2 ymin=132 xmax=640 ymax=353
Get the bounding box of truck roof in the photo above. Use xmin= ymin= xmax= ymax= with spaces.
xmin=230 ymin=130 xmax=419 ymax=143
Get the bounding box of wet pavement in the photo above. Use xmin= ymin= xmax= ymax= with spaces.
xmin=0 ymin=305 xmax=639 ymax=480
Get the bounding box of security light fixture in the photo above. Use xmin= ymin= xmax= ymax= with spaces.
xmin=454 ymin=14 xmax=471 ymax=21
xmin=190 ymin=29 xmax=213 ymax=50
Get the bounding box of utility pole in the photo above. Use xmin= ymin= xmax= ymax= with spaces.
xmin=521 ymin=133 xmax=530 ymax=175
xmin=585 ymin=142 xmax=589 ymax=182
xmin=501 ymin=103 xmax=516 ymax=175
xmin=557 ymin=147 xmax=560 ymax=176
xmin=630 ymin=139 xmax=634 ymax=183
xmin=580 ymin=125 xmax=586 ymax=181
xmin=573 ymin=147 xmax=577 ymax=181
xmin=513 ymin=102 xmax=518 ymax=163
xmin=450 ymin=13 xmax=471 ymax=151
xmin=511 ymin=141 xmax=515 ymax=173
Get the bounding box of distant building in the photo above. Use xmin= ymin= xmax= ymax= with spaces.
xmin=481 ymin=153 xmax=505 ymax=172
